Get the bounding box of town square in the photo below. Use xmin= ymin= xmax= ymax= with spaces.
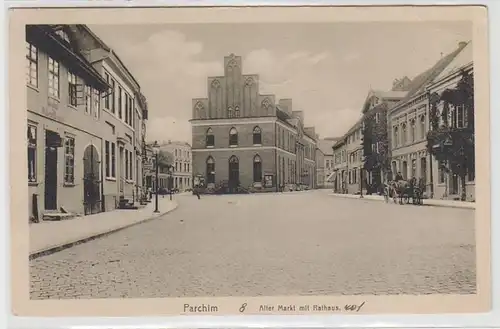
xmin=25 ymin=20 xmax=477 ymax=299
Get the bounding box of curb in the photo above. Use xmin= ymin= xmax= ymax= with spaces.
xmin=328 ymin=194 xmax=475 ymax=210
xmin=29 ymin=202 xmax=179 ymax=260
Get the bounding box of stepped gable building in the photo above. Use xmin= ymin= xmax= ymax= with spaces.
xmin=190 ymin=53 xmax=318 ymax=193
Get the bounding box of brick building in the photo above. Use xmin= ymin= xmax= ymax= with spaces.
xmin=26 ymin=25 xmax=148 ymax=221
xmin=190 ymin=54 xmax=318 ymax=193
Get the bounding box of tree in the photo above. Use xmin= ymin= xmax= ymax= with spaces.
xmin=426 ymin=70 xmax=474 ymax=201
xmin=157 ymin=150 xmax=174 ymax=171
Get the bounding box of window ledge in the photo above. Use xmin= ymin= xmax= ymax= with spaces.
xmin=105 ymin=177 xmax=117 ymax=181
xmin=48 ymin=95 xmax=60 ymax=103
xmin=206 ymin=145 xmax=214 ymax=148
xmin=126 ymin=180 xmax=134 ymax=184
xmin=28 ymin=181 xmax=38 ymax=187
xmin=68 ymin=104 xmax=78 ymax=111
xmin=253 ymin=144 xmax=262 ymax=147
xmin=229 ymin=144 xmax=238 ymax=148
xmin=63 ymin=182 xmax=76 ymax=187
xmin=27 ymin=84 xmax=39 ymax=92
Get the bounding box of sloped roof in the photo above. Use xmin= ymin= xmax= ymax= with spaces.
xmin=432 ymin=41 xmax=472 ymax=82
xmin=318 ymin=139 xmax=336 ymax=155
xmin=372 ymin=90 xmax=408 ymax=99
xmin=402 ymin=42 xmax=469 ymax=101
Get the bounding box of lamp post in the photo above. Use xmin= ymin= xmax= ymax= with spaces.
xmin=152 ymin=141 xmax=160 ymax=213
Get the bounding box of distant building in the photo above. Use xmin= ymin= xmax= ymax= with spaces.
xmin=190 ymin=54 xmax=317 ymax=193
xmin=158 ymin=140 xmax=193 ymax=191
xmin=317 ymin=138 xmax=339 ymax=188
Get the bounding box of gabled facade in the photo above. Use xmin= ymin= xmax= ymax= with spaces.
xmin=190 ymin=54 xmax=317 ymax=193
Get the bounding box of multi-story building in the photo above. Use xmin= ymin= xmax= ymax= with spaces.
xmin=317 ymin=138 xmax=339 ymax=189
xmin=389 ymin=41 xmax=473 ymax=200
xmin=83 ymin=26 xmax=147 ymax=210
xmin=332 ymin=138 xmax=348 ymax=193
xmin=158 ymin=140 xmax=192 ymax=191
xmin=190 ymin=53 xmax=317 ymax=193
xmin=26 ymin=25 xmax=148 ymax=221
xmin=143 ymin=143 xmax=171 ymax=191
xmin=26 ymin=25 xmax=111 ymax=219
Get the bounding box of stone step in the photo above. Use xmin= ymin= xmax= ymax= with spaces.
xmin=43 ymin=213 xmax=78 ymax=221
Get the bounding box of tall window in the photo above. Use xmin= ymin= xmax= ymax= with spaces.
xmin=110 ymin=79 xmax=116 ymax=113
xmin=420 ymin=115 xmax=426 ymax=139
xmin=48 ymin=57 xmax=60 ymax=98
xmin=467 ymin=156 xmax=475 ymax=182
xmin=410 ymin=119 xmax=416 ymax=143
xmin=420 ymin=157 xmax=427 ymax=181
xmin=26 ymin=42 xmax=38 ymax=87
xmin=105 ymin=141 xmax=110 ymax=177
xmin=227 ymin=107 xmax=233 ymax=118
xmin=206 ymin=156 xmax=215 ymax=184
xmin=125 ymin=150 xmax=129 ymax=180
xmin=453 ymin=104 xmax=467 ymax=129
xmin=402 ymin=161 xmax=408 ymax=180
xmin=411 ymin=159 xmax=417 ymax=178
xmin=129 ymin=96 xmax=134 ymax=126
xmin=253 ymin=126 xmax=262 ymax=145
xmin=28 ymin=125 xmax=37 ymax=182
xmin=118 ymin=86 xmax=123 ymax=119
xmin=234 ymin=106 xmax=240 ymax=118
xmin=64 ymin=136 xmax=75 ymax=184
xmin=229 ymin=127 xmax=238 ymax=146
xmin=85 ymin=85 xmax=91 ymax=114
xmin=111 ymin=142 xmax=116 ymax=177
xmin=253 ymin=155 xmax=262 ymax=182
xmin=401 ymin=123 xmax=407 ymax=145
xmin=93 ymin=88 xmax=100 ymax=119
xmin=375 ymin=112 xmax=380 ymax=123
xmin=393 ymin=126 xmax=399 ymax=147
xmin=125 ymin=93 xmax=129 ymax=123
xmin=104 ymin=73 xmax=110 ymax=109
xmin=281 ymin=130 xmax=285 ymax=149
xmin=129 ymin=150 xmax=133 ymax=181
xmin=68 ymin=71 xmax=78 ymax=107
xmin=391 ymin=161 xmax=397 ymax=179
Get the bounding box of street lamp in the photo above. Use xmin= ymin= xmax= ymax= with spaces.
xmin=152 ymin=141 xmax=160 ymax=213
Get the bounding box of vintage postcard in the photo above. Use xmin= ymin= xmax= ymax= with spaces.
xmin=10 ymin=5 xmax=490 ymax=317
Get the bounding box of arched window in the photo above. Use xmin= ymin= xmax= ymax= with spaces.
xmin=227 ymin=106 xmax=233 ymax=118
xmin=206 ymin=127 xmax=214 ymax=147
xmin=206 ymin=156 xmax=215 ymax=184
xmin=410 ymin=119 xmax=416 ymax=143
xmin=229 ymin=127 xmax=238 ymax=146
xmin=402 ymin=161 xmax=408 ymax=180
xmin=393 ymin=126 xmax=399 ymax=147
xmin=234 ymin=106 xmax=240 ymax=118
xmin=253 ymin=155 xmax=262 ymax=182
xmin=419 ymin=115 xmax=426 ymax=139
xmin=253 ymin=126 xmax=262 ymax=145
xmin=401 ymin=123 xmax=407 ymax=145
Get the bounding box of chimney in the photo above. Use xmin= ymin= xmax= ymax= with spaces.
xmin=458 ymin=41 xmax=468 ymax=48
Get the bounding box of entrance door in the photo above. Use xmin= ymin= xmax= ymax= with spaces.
xmin=44 ymin=130 xmax=58 ymax=210
xmin=228 ymin=156 xmax=239 ymax=193
xmin=83 ymin=144 xmax=101 ymax=215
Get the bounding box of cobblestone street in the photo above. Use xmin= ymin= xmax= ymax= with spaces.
xmin=30 ymin=190 xmax=476 ymax=299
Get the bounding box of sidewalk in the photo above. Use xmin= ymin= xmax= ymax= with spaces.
xmin=30 ymin=197 xmax=178 ymax=259
xmin=328 ymin=193 xmax=475 ymax=210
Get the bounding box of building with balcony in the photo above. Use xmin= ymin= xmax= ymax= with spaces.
xmin=190 ymin=54 xmax=317 ymax=193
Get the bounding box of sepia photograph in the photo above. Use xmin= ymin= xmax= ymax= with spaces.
xmin=10 ymin=5 xmax=490 ymax=316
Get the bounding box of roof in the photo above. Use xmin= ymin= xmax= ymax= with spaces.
xmin=432 ymin=41 xmax=472 ymax=82
xmin=401 ymin=41 xmax=470 ymax=102
xmin=371 ymin=90 xmax=407 ymax=99
xmin=317 ymin=139 xmax=336 ymax=155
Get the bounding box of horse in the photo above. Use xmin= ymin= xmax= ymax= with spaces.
xmin=388 ymin=180 xmax=412 ymax=205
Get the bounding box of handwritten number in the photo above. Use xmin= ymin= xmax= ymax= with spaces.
xmin=239 ymin=303 xmax=247 ymax=313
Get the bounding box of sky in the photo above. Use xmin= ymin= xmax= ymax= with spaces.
xmin=89 ymin=22 xmax=471 ymax=144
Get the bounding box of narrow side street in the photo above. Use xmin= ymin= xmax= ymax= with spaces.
xmin=30 ymin=190 xmax=476 ymax=299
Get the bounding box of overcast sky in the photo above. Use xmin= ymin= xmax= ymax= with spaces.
xmin=89 ymin=22 xmax=471 ymax=143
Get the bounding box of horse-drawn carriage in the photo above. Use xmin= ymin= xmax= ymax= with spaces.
xmin=384 ymin=177 xmax=425 ymax=206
